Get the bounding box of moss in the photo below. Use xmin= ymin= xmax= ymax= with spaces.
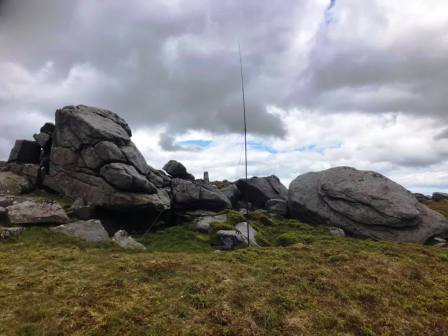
xmin=226 ymin=209 xmax=246 ymax=225
xmin=276 ymin=232 xmax=302 ymax=246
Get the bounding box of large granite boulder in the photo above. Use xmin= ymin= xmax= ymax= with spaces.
xmin=43 ymin=105 xmax=170 ymax=211
xmin=172 ymin=178 xmax=231 ymax=211
xmin=8 ymin=140 xmax=41 ymax=164
xmin=288 ymin=167 xmax=448 ymax=243
xmin=163 ymin=160 xmax=194 ymax=180
xmin=236 ymin=175 xmax=288 ymax=209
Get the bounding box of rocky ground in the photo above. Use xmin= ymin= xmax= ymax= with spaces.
xmin=1 ymin=105 xmax=448 ymax=335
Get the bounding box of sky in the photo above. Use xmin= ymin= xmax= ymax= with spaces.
xmin=0 ymin=0 xmax=447 ymax=194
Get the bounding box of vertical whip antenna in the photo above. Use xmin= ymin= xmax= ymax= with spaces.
xmin=238 ymin=43 xmax=250 ymax=247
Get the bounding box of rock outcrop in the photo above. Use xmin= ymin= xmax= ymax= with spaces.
xmin=172 ymin=178 xmax=231 ymax=211
xmin=42 ymin=105 xmax=170 ymax=211
xmin=236 ymin=175 xmax=288 ymax=209
xmin=432 ymin=192 xmax=448 ymax=202
xmin=8 ymin=140 xmax=41 ymax=164
xmin=288 ymin=167 xmax=448 ymax=243
xmin=7 ymin=199 xmax=69 ymax=225
xmin=163 ymin=160 xmax=194 ymax=180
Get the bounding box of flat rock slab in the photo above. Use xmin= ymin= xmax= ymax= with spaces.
xmin=112 ymin=230 xmax=146 ymax=250
xmin=51 ymin=220 xmax=110 ymax=243
xmin=7 ymin=200 xmax=69 ymax=225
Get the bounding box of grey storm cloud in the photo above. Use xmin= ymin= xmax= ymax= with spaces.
xmin=0 ymin=0 xmax=448 ymax=173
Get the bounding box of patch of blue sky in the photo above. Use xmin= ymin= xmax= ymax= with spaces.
xmin=325 ymin=0 xmax=337 ymax=25
xmin=294 ymin=142 xmax=342 ymax=154
xmin=178 ymin=139 xmax=212 ymax=148
xmin=247 ymin=141 xmax=278 ymax=154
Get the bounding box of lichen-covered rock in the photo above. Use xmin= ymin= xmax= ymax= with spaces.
xmin=0 ymin=227 xmax=26 ymax=240
xmin=112 ymin=230 xmax=146 ymax=250
xmin=172 ymin=178 xmax=231 ymax=211
xmin=43 ymin=105 xmax=170 ymax=211
xmin=288 ymin=167 xmax=448 ymax=243
xmin=0 ymin=171 xmax=33 ymax=195
xmin=51 ymin=220 xmax=109 ymax=243
xmin=7 ymin=200 xmax=69 ymax=225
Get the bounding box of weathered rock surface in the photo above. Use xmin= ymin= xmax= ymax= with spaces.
xmin=414 ymin=193 xmax=431 ymax=202
xmin=112 ymin=230 xmax=146 ymax=250
xmin=172 ymin=179 xmax=231 ymax=211
xmin=288 ymin=167 xmax=448 ymax=243
xmin=432 ymin=192 xmax=448 ymax=202
xmin=236 ymin=176 xmax=288 ymax=209
xmin=163 ymin=160 xmax=194 ymax=180
xmin=69 ymin=198 xmax=95 ymax=220
xmin=265 ymin=199 xmax=288 ymax=217
xmin=219 ymin=184 xmax=240 ymax=207
xmin=43 ymin=105 xmax=170 ymax=211
xmin=0 ymin=171 xmax=33 ymax=195
xmin=0 ymin=227 xmax=26 ymax=240
xmin=329 ymin=227 xmax=346 ymax=237
xmin=51 ymin=220 xmax=109 ymax=243
xmin=193 ymin=213 xmax=227 ymax=233
xmin=7 ymin=200 xmax=69 ymax=225
xmin=216 ymin=222 xmax=258 ymax=250
xmin=8 ymin=140 xmax=41 ymax=164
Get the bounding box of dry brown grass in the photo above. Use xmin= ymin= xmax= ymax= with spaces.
xmin=0 ymin=220 xmax=447 ymax=336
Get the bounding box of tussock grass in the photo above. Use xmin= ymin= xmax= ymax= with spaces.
xmin=424 ymin=200 xmax=448 ymax=219
xmin=0 ymin=214 xmax=447 ymax=335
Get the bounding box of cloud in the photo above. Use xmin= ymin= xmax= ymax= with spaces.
xmin=0 ymin=0 xmax=447 ymax=193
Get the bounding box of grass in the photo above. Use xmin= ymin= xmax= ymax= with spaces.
xmin=1 ymin=210 xmax=448 ymax=336
xmin=424 ymin=200 xmax=448 ymax=219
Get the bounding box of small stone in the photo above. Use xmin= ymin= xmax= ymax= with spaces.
xmin=112 ymin=230 xmax=146 ymax=250
xmin=329 ymin=227 xmax=346 ymax=237
xmin=0 ymin=227 xmax=26 ymax=240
